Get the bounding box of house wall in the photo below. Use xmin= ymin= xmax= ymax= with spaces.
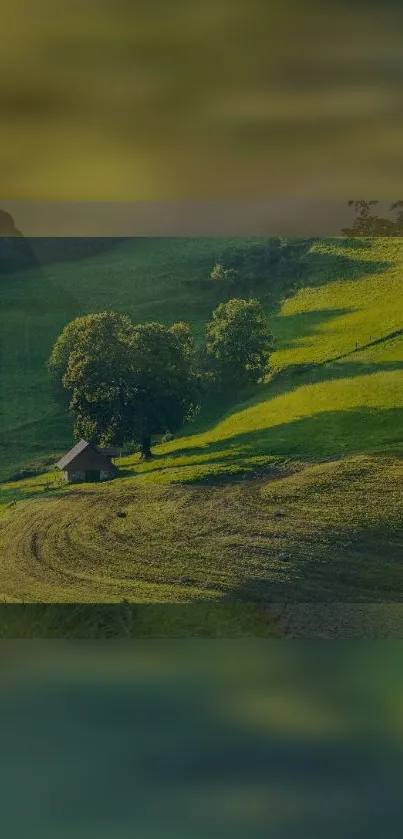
xmin=100 ymin=469 xmax=115 ymax=481
xmin=65 ymin=470 xmax=86 ymax=483
xmin=64 ymin=468 xmax=117 ymax=483
xmin=66 ymin=449 xmax=116 ymax=471
xmin=59 ymin=446 xmax=118 ymax=483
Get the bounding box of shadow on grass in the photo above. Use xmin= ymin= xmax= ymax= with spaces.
xmin=4 ymin=359 xmax=400 ymax=485
xmin=296 ymin=245 xmax=392 ymax=288
xmin=274 ymin=307 xmax=356 ymax=351
xmin=267 ymin=359 xmax=403 ymax=389
xmin=217 ymin=239 xmax=394 ymax=313
xmin=166 ymin=319 xmax=403 ymax=450
xmin=1 ymin=234 xmax=129 ymax=274
xmin=118 ymin=357 xmax=403 ymax=482
xmin=1 ymin=262 xmax=80 ymax=316
xmin=239 ymin=354 xmax=403 ymax=432
xmin=330 ymin=237 xmax=374 ymax=250
xmin=0 ymin=601 xmax=278 ymax=638
xmin=140 ymin=404 xmax=403 ymax=478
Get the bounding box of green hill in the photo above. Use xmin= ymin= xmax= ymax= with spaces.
xmin=0 ymin=236 xmax=402 ymax=634
xmin=0 ymin=237 xmax=267 ymax=479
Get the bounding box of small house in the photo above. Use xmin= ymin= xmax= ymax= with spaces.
xmin=56 ymin=439 xmax=119 ymax=483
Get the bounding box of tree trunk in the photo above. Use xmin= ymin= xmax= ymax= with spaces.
xmin=140 ymin=435 xmax=153 ymax=459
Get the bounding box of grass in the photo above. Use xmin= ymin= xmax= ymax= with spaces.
xmin=268 ymin=238 xmax=402 ymax=370
xmin=0 ymin=237 xmax=267 ymax=478
xmin=134 ymin=370 xmax=403 ymax=476
xmin=0 ymin=235 xmax=402 ymax=634
xmin=0 ymin=455 xmax=402 ymax=609
xmin=1 ymin=235 xmax=401 ymax=479
xmin=0 ymin=602 xmax=277 ymax=638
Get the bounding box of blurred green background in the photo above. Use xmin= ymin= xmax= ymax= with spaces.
xmin=1 ymin=642 xmax=403 ymax=837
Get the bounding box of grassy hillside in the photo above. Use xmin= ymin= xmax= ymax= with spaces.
xmin=1 ymin=236 xmax=402 ymax=479
xmin=0 ymin=235 xmax=402 ymax=633
xmin=0 ymin=237 xmax=269 ymax=479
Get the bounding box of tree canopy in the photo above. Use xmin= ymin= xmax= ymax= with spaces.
xmin=342 ymin=200 xmax=403 ymax=237
xmin=204 ymin=298 xmax=273 ymax=390
xmin=48 ymin=312 xmax=200 ymax=457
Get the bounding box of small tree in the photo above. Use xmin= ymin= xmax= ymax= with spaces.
xmin=48 ymin=312 xmax=200 ymax=458
xmin=204 ymin=298 xmax=273 ymax=391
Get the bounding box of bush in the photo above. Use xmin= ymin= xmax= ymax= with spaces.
xmin=210 ymin=241 xmax=282 ymax=296
xmin=210 ymin=238 xmax=314 ymax=299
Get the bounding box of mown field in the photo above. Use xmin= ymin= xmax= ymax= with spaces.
xmin=1 ymin=454 xmax=402 ymax=604
xmin=0 ymin=236 xmax=402 ymax=635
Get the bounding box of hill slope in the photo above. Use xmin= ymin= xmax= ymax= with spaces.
xmin=1 ymin=236 xmax=402 ymax=478
xmin=0 ymin=237 xmax=269 ymax=479
xmin=0 ymin=236 xmax=402 ymax=629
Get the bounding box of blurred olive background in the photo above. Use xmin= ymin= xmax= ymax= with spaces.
xmin=1 ymin=0 xmax=403 ymax=199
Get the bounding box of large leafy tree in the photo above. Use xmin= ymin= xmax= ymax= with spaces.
xmin=48 ymin=312 xmax=199 ymax=457
xmin=122 ymin=320 xmax=200 ymax=457
xmin=48 ymin=311 xmax=133 ymax=419
xmin=204 ymin=298 xmax=273 ymax=391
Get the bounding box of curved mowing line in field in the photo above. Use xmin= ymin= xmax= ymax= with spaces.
xmin=0 ymin=513 xmax=210 ymax=602
xmin=1 ymin=457 xmax=402 ymax=603
xmin=0 ymin=484 xmax=261 ymax=602
xmin=0 ymin=478 xmax=298 ymax=603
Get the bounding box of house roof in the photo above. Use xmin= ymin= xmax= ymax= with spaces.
xmin=56 ymin=439 xmax=119 ymax=471
xmin=56 ymin=439 xmax=91 ymax=470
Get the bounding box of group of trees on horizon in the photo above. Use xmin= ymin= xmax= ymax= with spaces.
xmin=342 ymin=200 xmax=403 ymax=237
xmin=48 ymin=299 xmax=273 ymax=458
